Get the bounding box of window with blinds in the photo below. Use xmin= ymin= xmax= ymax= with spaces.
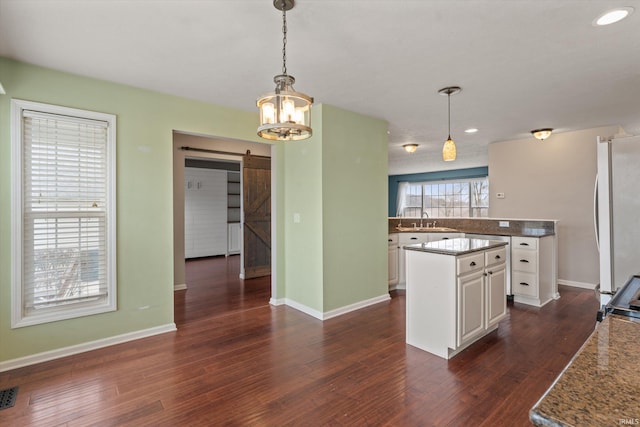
xmin=11 ymin=100 xmax=116 ymax=327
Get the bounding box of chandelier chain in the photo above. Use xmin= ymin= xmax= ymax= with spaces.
xmin=281 ymin=0 xmax=288 ymax=75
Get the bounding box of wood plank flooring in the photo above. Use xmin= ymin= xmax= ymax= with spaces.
xmin=0 ymin=255 xmax=600 ymax=426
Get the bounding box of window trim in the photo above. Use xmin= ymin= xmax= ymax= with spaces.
xmin=11 ymin=99 xmax=117 ymax=328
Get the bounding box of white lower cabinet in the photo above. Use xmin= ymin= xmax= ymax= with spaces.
xmin=456 ymin=250 xmax=507 ymax=349
xmin=511 ymin=235 xmax=555 ymax=307
xmin=406 ymin=244 xmax=507 ymax=359
xmin=388 ymin=234 xmax=399 ymax=287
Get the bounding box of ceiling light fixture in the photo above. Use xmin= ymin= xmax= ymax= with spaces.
xmin=531 ymin=128 xmax=553 ymax=141
xmin=438 ymin=86 xmax=461 ymax=162
xmin=403 ymin=144 xmax=418 ymax=153
xmin=257 ymin=0 xmax=313 ymax=141
xmin=464 ymin=128 xmax=478 ymax=133
xmin=594 ymin=7 xmax=634 ymax=26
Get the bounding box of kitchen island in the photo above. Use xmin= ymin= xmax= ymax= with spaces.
xmin=405 ymin=238 xmax=508 ymax=359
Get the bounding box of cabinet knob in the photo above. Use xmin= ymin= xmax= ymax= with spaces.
xmin=470 ymin=261 xmax=476 ymax=267
xmin=411 ymin=237 xmax=418 ymax=240
xmin=488 ymin=271 xmax=493 ymax=275
xmin=520 ymin=259 xmax=529 ymax=263
xmin=520 ymin=243 xmax=529 ymax=246
xmin=519 ymin=282 xmax=530 ymax=286
xmin=483 ymin=272 xmax=488 ymax=276
xmin=495 ymin=255 xmax=501 ymax=259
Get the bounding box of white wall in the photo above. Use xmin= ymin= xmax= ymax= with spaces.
xmin=184 ymin=167 xmax=228 ymax=258
xmin=488 ymin=125 xmax=618 ymax=287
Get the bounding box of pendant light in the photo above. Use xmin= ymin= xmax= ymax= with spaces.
xmin=257 ymin=0 xmax=313 ymax=141
xmin=438 ymin=86 xmax=461 ymax=162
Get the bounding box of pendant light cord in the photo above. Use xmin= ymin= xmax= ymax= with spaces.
xmin=281 ymin=0 xmax=288 ymax=76
xmin=447 ymin=93 xmax=451 ymax=139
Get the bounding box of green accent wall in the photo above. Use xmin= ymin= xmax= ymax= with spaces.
xmin=283 ymin=105 xmax=389 ymax=312
xmin=0 ymin=57 xmax=389 ymax=364
xmin=0 ymin=57 xmax=268 ymax=362
xmin=321 ymin=106 xmax=389 ymax=311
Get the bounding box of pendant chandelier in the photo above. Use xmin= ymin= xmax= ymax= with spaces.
xmin=438 ymin=86 xmax=461 ymax=162
xmin=257 ymin=0 xmax=313 ymax=141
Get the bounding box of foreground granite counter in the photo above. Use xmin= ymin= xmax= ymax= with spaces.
xmin=530 ymin=315 xmax=640 ymax=426
xmin=404 ymin=237 xmax=508 ymax=256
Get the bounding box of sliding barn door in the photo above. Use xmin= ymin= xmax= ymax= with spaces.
xmin=243 ymin=153 xmax=271 ymax=279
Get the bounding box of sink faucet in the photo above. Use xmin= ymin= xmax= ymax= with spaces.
xmin=412 ymin=223 xmax=417 ymax=229
xmin=433 ymin=221 xmax=437 ymax=228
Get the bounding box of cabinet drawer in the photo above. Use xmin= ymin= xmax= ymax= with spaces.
xmin=513 ymin=271 xmax=538 ymax=297
xmin=485 ymin=247 xmax=506 ymax=267
xmin=388 ymin=234 xmax=399 ymax=245
xmin=512 ymin=236 xmax=538 ymax=250
xmin=399 ymin=233 xmax=429 ymax=244
xmin=457 ymin=252 xmax=485 ymax=276
xmin=512 ymin=249 xmax=538 ymax=273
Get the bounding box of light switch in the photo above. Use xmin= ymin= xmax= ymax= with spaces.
xmin=293 ymin=213 xmax=301 ymax=223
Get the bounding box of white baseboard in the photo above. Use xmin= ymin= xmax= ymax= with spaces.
xmin=322 ymin=294 xmax=391 ymax=320
xmin=0 ymin=323 xmax=177 ymax=373
xmin=269 ymin=297 xmax=286 ymax=306
xmin=174 ymin=283 xmax=187 ymax=291
xmin=283 ymin=299 xmax=324 ymax=320
xmin=282 ymin=293 xmax=391 ymax=321
xmin=558 ymin=279 xmax=597 ymax=290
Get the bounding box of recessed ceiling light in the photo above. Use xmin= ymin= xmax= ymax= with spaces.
xmin=594 ymin=7 xmax=634 ymax=26
xmin=464 ymin=128 xmax=478 ymax=133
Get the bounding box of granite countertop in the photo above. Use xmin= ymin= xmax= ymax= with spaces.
xmin=403 ymin=238 xmax=508 ymax=256
xmin=388 ymin=218 xmax=557 ymax=237
xmin=530 ymin=314 xmax=640 ymax=426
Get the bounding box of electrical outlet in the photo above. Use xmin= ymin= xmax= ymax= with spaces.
xmin=293 ymin=213 xmax=301 ymax=223
xmin=496 ymin=192 xmax=505 ymax=199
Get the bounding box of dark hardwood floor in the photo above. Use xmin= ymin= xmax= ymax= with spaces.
xmin=0 ymin=255 xmax=600 ymax=426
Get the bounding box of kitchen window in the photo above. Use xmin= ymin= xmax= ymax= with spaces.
xmin=11 ymin=100 xmax=117 ymax=327
xmin=400 ymin=177 xmax=489 ymax=218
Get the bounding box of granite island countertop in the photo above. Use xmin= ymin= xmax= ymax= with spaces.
xmin=530 ymin=314 xmax=640 ymax=426
xmin=404 ymin=237 xmax=508 ymax=256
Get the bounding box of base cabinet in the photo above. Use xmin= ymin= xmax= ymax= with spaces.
xmin=511 ymin=235 xmax=555 ymax=307
xmin=388 ymin=234 xmax=399 ymax=287
xmin=406 ymin=244 xmax=507 ymax=359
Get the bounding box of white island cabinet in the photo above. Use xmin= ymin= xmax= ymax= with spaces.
xmin=405 ymin=238 xmax=508 ymax=359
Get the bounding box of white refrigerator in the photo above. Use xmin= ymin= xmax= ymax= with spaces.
xmin=596 ymin=134 xmax=640 ymax=305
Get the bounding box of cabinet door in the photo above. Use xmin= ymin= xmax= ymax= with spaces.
xmin=457 ymin=271 xmax=485 ymax=347
xmin=486 ymin=265 xmax=507 ymax=328
xmin=388 ymin=245 xmax=399 ymax=286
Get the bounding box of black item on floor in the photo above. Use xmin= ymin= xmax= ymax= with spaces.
xmin=0 ymin=386 xmax=18 ymax=410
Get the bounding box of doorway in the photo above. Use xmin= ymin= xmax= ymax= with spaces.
xmin=172 ymin=131 xmax=273 ymax=305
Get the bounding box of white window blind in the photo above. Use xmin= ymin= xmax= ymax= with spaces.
xmin=12 ymin=100 xmax=116 ymax=327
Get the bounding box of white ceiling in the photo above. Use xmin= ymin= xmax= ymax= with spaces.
xmin=1 ymin=0 xmax=639 ymax=175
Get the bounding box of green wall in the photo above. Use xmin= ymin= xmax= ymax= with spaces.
xmin=283 ymin=105 xmax=389 ymax=312
xmin=0 ymin=57 xmax=389 ymax=364
xmin=321 ymin=106 xmax=388 ymax=311
xmin=0 ymin=57 xmax=270 ymax=362
xmin=283 ymin=107 xmax=324 ymax=311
